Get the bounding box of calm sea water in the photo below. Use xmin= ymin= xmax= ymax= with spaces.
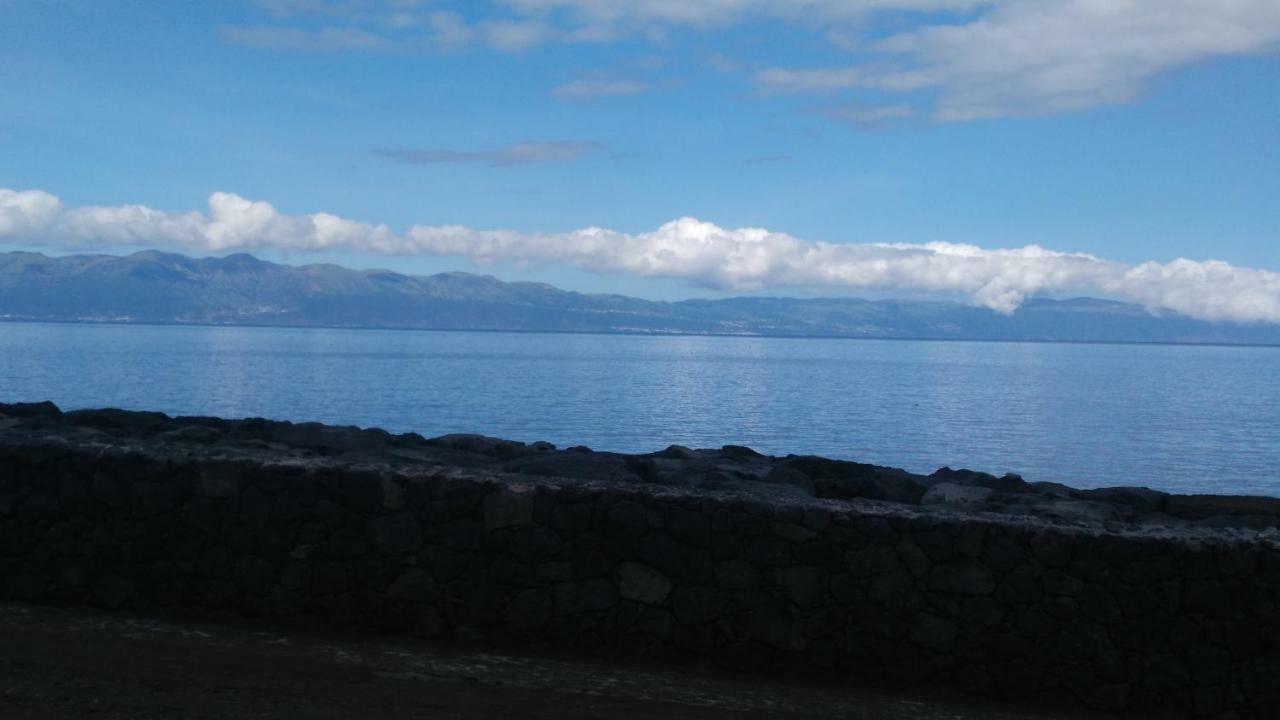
xmin=1 ymin=322 xmax=1277 ymax=496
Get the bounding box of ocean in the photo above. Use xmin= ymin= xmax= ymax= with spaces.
xmin=2 ymin=321 xmax=1277 ymax=496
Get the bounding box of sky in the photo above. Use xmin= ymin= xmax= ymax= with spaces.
xmin=1 ymin=1 xmax=1278 ymax=321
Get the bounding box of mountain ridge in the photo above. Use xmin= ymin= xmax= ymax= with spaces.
xmin=3 ymin=249 xmax=1279 ymax=345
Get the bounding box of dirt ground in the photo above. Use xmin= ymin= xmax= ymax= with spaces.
xmin=0 ymin=602 xmax=1103 ymax=719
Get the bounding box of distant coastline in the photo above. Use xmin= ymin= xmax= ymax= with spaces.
xmin=4 ymin=249 xmax=1280 ymax=347
xmin=4 ymin=315 xmax=1280 ymax=350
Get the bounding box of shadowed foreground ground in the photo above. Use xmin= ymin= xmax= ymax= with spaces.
xmin=0 ymin=603 xmax=1100 ymax=720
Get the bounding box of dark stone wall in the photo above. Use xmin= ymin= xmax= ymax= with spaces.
xmin=2 ymin=441 xmax=1278 ymax=718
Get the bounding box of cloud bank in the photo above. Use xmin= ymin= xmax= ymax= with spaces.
xmin=2 ymin=187 xmax=1278 ymax=324
xmin=227 ymin=1 xmax=1280 ymax=120
xmin=756 ymin=0 xmax=1280 ymax=121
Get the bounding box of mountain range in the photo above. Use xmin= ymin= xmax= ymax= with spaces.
xmin=2 ymin=249 xmax=1278 ymax=345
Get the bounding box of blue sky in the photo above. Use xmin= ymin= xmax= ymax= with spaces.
xmin=1 ymin=1 xmax=1279 ymax=318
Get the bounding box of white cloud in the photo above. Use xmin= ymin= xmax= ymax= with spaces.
xmin=0 ymin=189 xmax=62 ymax=237
xmin=3 ymin=187 xmax=1279 ymax=324
xmin=552 ymin=79 xmax=652 ymax=99
xmin=821 ymin=104 xmax=916 ymax=127
xmin=220 ymin=25 xmax=390 ymax=51
xmin=757 ymin=66 xmax=866 ymax=93
xmin=257 ymin=0 xmax=431 ymax=23
xmin=228 ymin=1 xmax=1280 ymax=119
xmin=759 ymin=0 xmax=1280 ymax=120
xmin=1112 ymin=259 xmax=1280 ymax=327
xmin=482 ymin=18 xmax=548 ymax=51
xmin=231 ymin=0 xmax=988 ymax=51
xmin=497 ymin=0 xmax=985 ymax=35
xmin=706 ymin=52 xmax=741 ymax=73
xmin=426 ymin=11 xmax=474 ymax=49
xmin=378 ymin=140 xmax=603 ymax=166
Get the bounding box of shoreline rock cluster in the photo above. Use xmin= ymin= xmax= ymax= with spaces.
xmin=4 ymin=401 xmax=1277 ymax=534
xmin=2 ymin=402 xmax=1279 ymax=717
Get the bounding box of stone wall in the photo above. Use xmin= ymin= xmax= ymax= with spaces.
xmin=2 ymin=426 xmax=1279 ymax=717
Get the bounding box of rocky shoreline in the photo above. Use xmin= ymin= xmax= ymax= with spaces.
xmin=2 ymin=402 xmax=1279 ymax=717
xmin=3 ymin=401 xmax=1278 ymax=536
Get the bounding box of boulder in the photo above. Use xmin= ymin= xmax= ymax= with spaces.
xmin=554 ymin=578 xmax=617 ymax=615
xmin=387 ymin=569 xmax=437 ymax=603
xmin=910 ymin=614 xmax=958 ymax=653
xmin=929 ymin=559 xmax=996 ymax=595
xmin=483 ymin=489 xmax=534 ymax=530
xmin=616 ymin=562 xmax=672 ymax=605
xmin=921 ymin=483 xmax=994 ymax=508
